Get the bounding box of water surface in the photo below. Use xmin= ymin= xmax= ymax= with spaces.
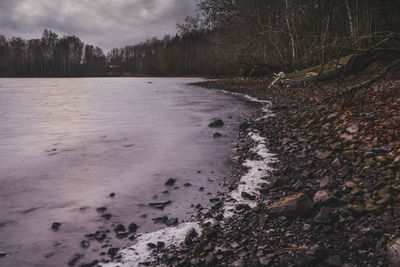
xmin=0 ymin=78 xmax=253 ymax=266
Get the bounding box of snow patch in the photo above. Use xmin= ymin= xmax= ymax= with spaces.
xmin=101 ymin=222 xmax=201 ymax=267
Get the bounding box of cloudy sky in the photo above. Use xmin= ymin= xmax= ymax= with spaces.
xmin=0 ymin=0 xmax=197 ymax=51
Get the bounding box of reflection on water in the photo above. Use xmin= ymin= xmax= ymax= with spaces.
xmin=0 ymin=78 xmax=253 ymax=266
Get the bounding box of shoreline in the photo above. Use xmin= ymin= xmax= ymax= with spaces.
xmin=150 ymin=79 xmax=400 ymax=266
xmin=95 ymin=76 xmax=399 ymax=266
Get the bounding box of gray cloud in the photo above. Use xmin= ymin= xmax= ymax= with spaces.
xmin=0 ymin=0 xmax=196 ymax=51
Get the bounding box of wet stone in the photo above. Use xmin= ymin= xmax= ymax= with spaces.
xmin=101 ymin=214 xmax=112 ymax=220
xmin=68 ymin=253 xmax=84 ymax=266
xmin=213 ymin=132 xmax=223 ymax=138
xmin=164 ymin=178 xmax=176 ymax=186
xmin=51 ymin=222 xmax=61 ymax=231
xmin=147 ymin=242 xmax=157 ymax=249
xmin=208 ymin=119 xmax=224 ymax=128
xmin=128 ymin=223 xmax=138 ymax=232
xmin=96 ymin=207 xmax=107 ymax=213
xmin=114 ymin=224 xmax=126 ymax=233
xmin=107 ymin=247 xmax=119 ymax=258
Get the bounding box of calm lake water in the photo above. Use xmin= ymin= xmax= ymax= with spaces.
xmin=0 ymin=78 xmax=253 ymax=266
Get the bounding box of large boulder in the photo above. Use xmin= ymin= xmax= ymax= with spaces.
xmin=267 ymin=193 xmax=314 ymax=216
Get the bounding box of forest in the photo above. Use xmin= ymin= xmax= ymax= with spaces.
xmin=0 ymin=0 xmax=399 ymax=77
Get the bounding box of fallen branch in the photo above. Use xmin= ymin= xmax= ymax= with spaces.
xmin=336 ymin=58 xmax=400 ymax=97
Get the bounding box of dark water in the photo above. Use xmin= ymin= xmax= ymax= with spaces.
xmin=0 ymin=78 xmax=253 ymax=266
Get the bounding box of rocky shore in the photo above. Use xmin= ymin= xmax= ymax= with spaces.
xmin=151 ymin=78 xmax=400 ymax=266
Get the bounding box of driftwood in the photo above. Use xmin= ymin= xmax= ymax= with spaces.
xmin=336 ymin=58 xmax=400 ymax=97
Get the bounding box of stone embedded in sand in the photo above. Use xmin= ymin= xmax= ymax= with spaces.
xmin=208 ymin=119 xmax=224 ymax=128
xmin=267 ymin=193 xmax=314 ymax=216
xmin=388 ymin=238 xmax=400 ymax=266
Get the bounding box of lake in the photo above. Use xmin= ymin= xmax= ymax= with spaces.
xmin=0 ymin=78 xmax=253 ymax=266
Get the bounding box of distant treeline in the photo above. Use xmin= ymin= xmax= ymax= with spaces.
xmin=0 ymin=0 xmax=398 ymax=77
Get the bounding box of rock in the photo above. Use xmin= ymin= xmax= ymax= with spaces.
xmin=315 ymin=150 xmax=332 ymax=160
xmin=80 ymin=240 xmax=90 ymax=249
xmin=303 ymin=224 xmax=312 ymax=231
xmin=270 ymin=176 xmax=287 ymax=187
xmin=239 ymin=121 xmax=250 ymax=130
xmin=109 ymin=193 xmax=116 ymax=198
xmin=313 ymin=207 xmax=332 ymax=224
xmin=68 ymin=253 xmax=84 ymax=266
xmin=388 ymin=238 xmax=400 ymax=267
xmin=331 ymin=158 xmax=341 ymax=168
xmin=282 ymin=138 xmax=291 ymax=145
xmin=80 ymin=260 xmax=99 ymax=267
xmin=51 ymin=222 xmax=61 ymax=231
xmin=324 ymin=255 xmax=342 ymax=266
xmin=208 ymin=119 xmax=224 ymax=128
xmin=157 ymin=241 xmax=165 ymax=249
xmin=232 ymin=258 xmax=245 ymax=267
xmin=184 ymin=228 xmax=198 ymax=246
xmin=199 ymin=187 xmax=204 ymax=191
xmin=148 ymin=201 xmax=172 ymax=210
xmin=235 ymin=204 xmax=251 ymax=211
xmin=147 ymin=243 xmax=157 ymax=249
xmin=152 ymin=216 xmax=178 ymax=226
xmin=313 ymin=190 xmax=334 ymax=205
xmin=107 ymin=247 xmax=119 ymax=257
xmin=241 ymin=191 xmax=256 ymax=200
xmin=338 ymin=167 xmax=350 ymax=176
xmin=267 ymin=193 xmax=314 ymax=216
xmin=128 ymin=223 xmax=138 ymax=232
xmin=327 ymin=112 xmax=339 ymax=120
xmin=320 ymin=176 xmax=337 ymax=189
xmin=184 ymin=183 xmax=192 ymax=187
xmin=85 ymin=230 xmax=107 ymax=242
xmin=376 ymin=156 xmax=387 ymax=163
xmin=347 ymin=124 xmax=359 ymax=134
xmin=165 ymin=178 xmax=176 ymax=186
xmin=96 ymin=207 xmax=107 ymax=213
xmin=259 ymin=255 xmax=273 ymax=265
xmin=213 ymin=132 xmax=223 ymax=138
xmin=0 ymin=251 xmax=7 ymax=257
xmin=101 ymin=214 xmax=112 ymax=220
xmin=340 ymin=134 xmax=354 ymax=141
xmin=114 ymin=224 xmax=126 ymax=233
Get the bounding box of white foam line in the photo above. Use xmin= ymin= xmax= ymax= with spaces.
xmin=224 ymin=132 xmax=277 ymax=218
xmin=219 ymin=89 xmax=277 ymax=218
xmin=220 ymin=90 xmax=274 ymax=119
xmin=101 ymin=222 xmax=201 ymax=267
